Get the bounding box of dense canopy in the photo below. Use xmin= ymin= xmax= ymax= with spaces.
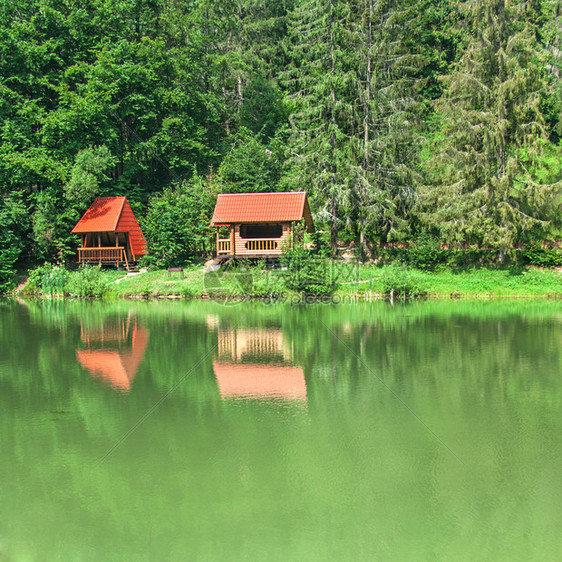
xmin=0 ymin=0 xmax=560 ymax=285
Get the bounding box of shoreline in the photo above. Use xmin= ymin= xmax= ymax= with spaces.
xmin=9 ymin=263 xmax=562 ymax=301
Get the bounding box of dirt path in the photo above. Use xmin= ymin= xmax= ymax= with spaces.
xmin=14 ymin=277 xmax=28 ymax=294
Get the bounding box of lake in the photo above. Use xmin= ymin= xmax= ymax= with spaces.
xmin=0 ymin=298 xmax=561 ymax=561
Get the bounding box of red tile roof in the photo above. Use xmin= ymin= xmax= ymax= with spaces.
xmin=211 ymin=192 xmax=313 ymax=229
xmin=72 ymin=197 xmax=126 ymax=233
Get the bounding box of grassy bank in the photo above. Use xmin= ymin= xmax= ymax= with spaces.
xmin=16 ymin=262 xmax=561 ymax=299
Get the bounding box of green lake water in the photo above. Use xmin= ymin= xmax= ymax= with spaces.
xmin=0 ymin=298 xmax=561 ymax=561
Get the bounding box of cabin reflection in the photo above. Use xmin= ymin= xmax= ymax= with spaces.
xmin=211 ymin=323 xmax=306 ymax=401
xmin=76 ymin=315 xmax=148 ymax=392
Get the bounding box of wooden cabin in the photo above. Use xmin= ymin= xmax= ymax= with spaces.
xmin=71 ymin=197 xmax=146 ymax=270
xmin=210 ymin=191 xmax=314 ymax=258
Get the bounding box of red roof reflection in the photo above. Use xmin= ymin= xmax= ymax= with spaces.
xmin=213 ymin=361 xmax=306 ymax=400
xmin=211 ymin=322 xmax=307 ymax=402
xmin=76 ymin=321 xmax=148 ymax=392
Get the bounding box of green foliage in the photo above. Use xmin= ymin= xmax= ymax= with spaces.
xmin=65 ymin=266 xmax=107 ymax=298
xmin=142 ymin=175 xmax=215 ymax=268
xmin=0 ymin=0 xmax=559 ymax=269
xmin=423 ymin=0 xmax=560 ymax=251
xmin=65 ymin=146 xmax=114 ymax=207
xmin=24 ymin=264 xmax=109 ymax=297
xmin=522 ymin=243 xmax=562 ymax=267
xmin=22 ymin=266 xmax=45 ymax=296
xmin=41 ymin=264 xmax=68 ymax=297
xmin=377 ymin=264 xmax=428 ymax=298
xmin=217 ymin=127 xmax=281 ymax=192
xmin=0 ymin=192 xmax=28 ymax=294
xmin=0 ymin=246 xmax=18 ymax=294
xmin=281 ymin=248 xmax=340 ymax=295
xmin=402 ymin=233 xmax=447 ymax=270
xmin=238 ymin=77 xmax=288 ymax=141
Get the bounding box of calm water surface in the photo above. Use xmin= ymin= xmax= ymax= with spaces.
xmin=0 ymin=298 xmax=561 ymax=561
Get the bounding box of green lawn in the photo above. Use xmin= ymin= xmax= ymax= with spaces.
xmin=97 ymin=264 xmax=561 ymax=299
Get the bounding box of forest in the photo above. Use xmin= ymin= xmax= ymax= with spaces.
xmin=0 ymin=0 xmax=560 ymax=284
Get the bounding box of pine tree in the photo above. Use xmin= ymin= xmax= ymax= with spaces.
xmin=347 ymin=0 xmax=422 ymax=257
xmin=283 ymin=0 xmax=354 ymax=254
xmin=424 ymin=0 xmax=560 ymax=255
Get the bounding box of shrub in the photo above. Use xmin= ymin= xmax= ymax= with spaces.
xmin=404 ymin=233 xmax=447 ymax=270
xmin=41 ymin=264 xmax=67 ymax=296
xmin=142 ymin=175 xmax=215 ymax=268
xmin=180 ymin=285 xmax=197 ymax=299
xmin=22 ymin=265 xmax=48 ymax=295
xmin=378 ymin=264 xmax=427 ymax=298
xmin=281 ymin=249 xmax=340 ymax=295
xmin=0 ymin=247 xmax=19 ymax=294
xmin=66 ymin=265 xmax=107 ymax=297
xmin=522 ymin=243 xmax=562 ymax=267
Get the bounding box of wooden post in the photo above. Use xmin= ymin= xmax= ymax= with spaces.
xmin=98 ymin=232 xmax=101 ymax=265
xmin=231 ymin=225 xmax=236 ymax=257
xmin=123 ymin=249 xmax=129 ymax=272
xmin=216 ymin=227 xmax=220 ymax=257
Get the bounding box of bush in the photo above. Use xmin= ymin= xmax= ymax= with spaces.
xmin=445 ymin=249 xmax=501 ymax=268
xmin=281 ymin=249 xmax=340 ymax=295
xmin=378 ymin=265 xmax=427 ymax=298
xmin=41 ymin=264 xmax=67 ymax=296
xmin=25 ymin=264 xmax=72 ymax=296
xmin=521 ymin=243 xmax=562 ymax=267
xmin=404 ymin=233 xmax=447 ymax=270
xmin=0 ymin=191 xmax=27 ymax=294
xmin=0 ymin=247 xmax=19 ymax=294
xmin=22 ymin=265 xmax=48 ymax=295
xmin=66 ymin=265 xmax=107 ymax=297
xmin=142 ymin=175 xmax=215 ymax=268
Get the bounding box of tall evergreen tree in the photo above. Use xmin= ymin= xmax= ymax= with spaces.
xmin=283 ymin=0 xmax=354 ymax=254
xmin=424 ymin=0 xmax=560 ymax=255
xmin=347 ymin=0 xmax=422 ymax=257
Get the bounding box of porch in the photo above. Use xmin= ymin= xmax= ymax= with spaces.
xmin=78 ymin=246 xmax=130 ymax=269
xmin=217 ymin=238 xmax=282 ymax=256
xmin=216 ymin=223 xmax=289 ymax=258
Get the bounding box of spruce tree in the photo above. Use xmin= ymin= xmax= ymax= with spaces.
xmin=424 ymin=0 xmax=560 ymax=256
xmin=283 ymin=0 xmax=354 ymax=254
xmin=347 ymin=0 xmax=422 ymax=257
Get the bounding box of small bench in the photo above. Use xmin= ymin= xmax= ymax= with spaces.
xmin=167 ymin=267 xmax=184 ymax=279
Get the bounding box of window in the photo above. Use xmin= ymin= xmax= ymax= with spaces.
xmin=240 ymin=223 xmax=282 ymax=239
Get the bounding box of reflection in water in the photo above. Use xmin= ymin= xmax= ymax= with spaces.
xmin=76 ymin=314 xmax=148 ymax=391
xmin=211 ymin=322 xmax=306 ymax=401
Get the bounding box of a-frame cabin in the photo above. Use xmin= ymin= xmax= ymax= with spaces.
xmin=71 ymin=197 xmax=147 ymax=270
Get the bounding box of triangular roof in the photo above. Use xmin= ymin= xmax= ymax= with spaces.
xmin=72 ymin=197 xmax=127 ymax=233
xmin=76 ymin=325 xmax=149 ymax=392
xmin=71 ymin=196 xmax=147 ymax=258
xmin=211 ymin=191 xmax=314 ymax=230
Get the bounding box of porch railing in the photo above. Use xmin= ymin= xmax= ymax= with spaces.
xmin=217 ymin=239 xmax=231 ymax=254
xmin=244 ymin=239 xmax=279 ymax=252
xmin=78 ymin=247 xmax=128 ymax=268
